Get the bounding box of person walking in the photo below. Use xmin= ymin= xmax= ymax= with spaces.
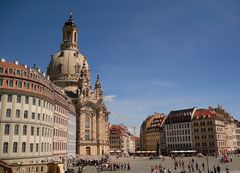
xmin=127 ymin=162 xmax=130 ymax=171
xmin=213 ymin=165 xmax=217 ymax=173
xmin=217 ymin=165 xmax=220 ymax=173
xmin=225 ymin=165 xmax=230 ymax=173
xmin=202 ymin=163 xmax=205 ymax=171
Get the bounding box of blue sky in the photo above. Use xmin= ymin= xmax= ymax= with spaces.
xmin=1 ymin=0 xmax=240 ymax=135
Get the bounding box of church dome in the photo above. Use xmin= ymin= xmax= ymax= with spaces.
xmin=47 ymin=13 xmax=90 ymax=97
xmin=48 ymin=49 xmax=89 ymax=82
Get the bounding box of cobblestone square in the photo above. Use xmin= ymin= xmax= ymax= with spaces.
xmin=76 ymin=155 xmax=240 ymax=173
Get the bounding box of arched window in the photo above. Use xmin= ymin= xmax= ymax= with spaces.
xmin=22 ymin=142 xmax=26 ymax=152
xmin=4 ymin=124 xmax=10 ymax=135
xmin=16 ymin=109 xmax=20 ymax=118
xmin=85 ymin=116 xmax=90 ymax=128
xmin=6 ymin=109 xmax=11 ymax=118
xmin=66 ymin=31 xmax=71 ymax=41
xmin=8 ymin=68 xmax=13 ymax=74
xmin=3 ymin=142 xmax=8 ymax=153
xmin=24 ymin=110 xmax=28 ymax=119
xmin=17 ymin=95 xmax=21 ymax=103
xmin=16 ymin=70 xmax=21 ymax=75
xmin=30 ymin=143 xmax=33 ymax=152
xmin=8 ymin=79 xmax=13 ymax=87
xmin=14 ymin=125 xmax=19 ymax=135
xmin=18 ymin=81 xmax=22 ymax=88
xmin=13 ymin=142 xmax=18 ymax=153
xmin=23 ymin=125 xmax=27 ymax=135
xmin=74 ymin=32 xmax=77 ymax=42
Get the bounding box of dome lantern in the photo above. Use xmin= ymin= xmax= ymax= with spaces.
xmin=61 ymin=11 xmax=79 ymax=50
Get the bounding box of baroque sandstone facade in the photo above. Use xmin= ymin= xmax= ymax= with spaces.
xmin=47 ymin=13 xmax=110 ymax=156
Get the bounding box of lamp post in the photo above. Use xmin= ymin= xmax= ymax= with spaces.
xmin=206 ymin=154 xmax=210 ymax=173
xmin=173 ymin=154 xmax=176 ymax=170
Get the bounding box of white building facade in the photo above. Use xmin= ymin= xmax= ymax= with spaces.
xmin=67 ymin=104 xmax=76 ymax=158
xmin=165 ymin=108 xmax=196 ymax=153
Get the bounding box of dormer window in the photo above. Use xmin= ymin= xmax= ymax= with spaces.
xmin=16 ymin=70 xmax=21 ymax=75
xmin=57 ymin=64 xmax=63 ymax=73
xmin=75 ymin=64 xmax=80 ymax=74
xmin=0 ymin=67 xmax=4 ymax=73
xmin=8 ymin=68 xmax=13 ymax=74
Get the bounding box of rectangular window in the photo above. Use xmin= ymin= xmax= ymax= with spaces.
xmin=38 ymin=113 xmax=40 ymax=120
xmin=7 ymin=95 xmax=12 ymax=102
xmin=85 ymin=130 xmax=90 ymax=140
xmin=32 ymin=98 xmax=36 ymax=105
xmin=37 ymin=127 xmax=40 ymax=136
xmin=26 ymin=82 xmax=30 ymax=90
xmin=42 ymin=127 xmax=44 ymax=136
xmin=25 ymin=96 xmax=29 ymax=104
xmin=32 ymin=112 xmax=35 ymax=119
xmin=38 ymin=99 xmax=41 ymax=106
xmin=31 ymin=127 xmax=34 ymax=136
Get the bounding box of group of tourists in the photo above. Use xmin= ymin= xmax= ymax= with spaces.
xmin=150 ymin=164 xmax=169 ymax=173
xmin=97 ymin=162 xmax=131 ymax=171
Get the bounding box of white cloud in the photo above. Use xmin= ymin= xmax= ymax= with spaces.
xmin=104 ymin=95 xmax=116 ymax=102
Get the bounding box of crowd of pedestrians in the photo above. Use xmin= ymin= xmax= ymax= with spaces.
xmin=150 ymin=164 xmax=169 ymax=173
xmin=97 ymin=162 xmax=131 ymax=171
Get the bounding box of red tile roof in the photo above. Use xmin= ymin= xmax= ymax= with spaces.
xmin=193 ymin=109 xmax=217 ymax=119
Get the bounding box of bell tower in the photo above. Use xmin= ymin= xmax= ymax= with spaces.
xmin=61 ymin=11 xmax=79 ymax=50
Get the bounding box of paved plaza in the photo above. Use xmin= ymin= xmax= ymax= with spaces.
xmin=73 ymin=155 xmax=240 ymax=173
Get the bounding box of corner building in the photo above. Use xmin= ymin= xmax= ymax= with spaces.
xmin=47 ymin=13 xmax=110 ymax=156
xmin=192 ymin=108 xmax=227 ymax=155
xmin=0 ymin=60 xmax=54 ymax=164
xmin=140 ymin=113 xmax=166 ymax=153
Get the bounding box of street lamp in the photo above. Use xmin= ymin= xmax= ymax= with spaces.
xmin=173 ymin=154 xmax=176 ymax=170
